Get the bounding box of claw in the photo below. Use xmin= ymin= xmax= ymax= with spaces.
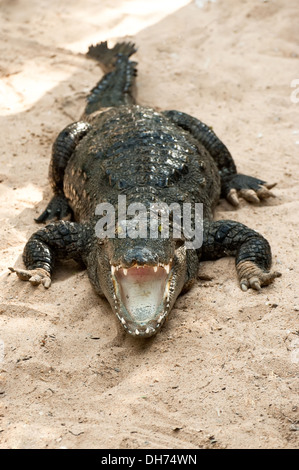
xmin=249 ymin=277 xmax=261 ymax=291
xmin=35 ymin=195 xmax=71 ymax=224
xmin=9 ymin=267 xmax=51 ymax=289
xmin=34 ymin=208 xmax=51 ymax=223
xmin=263 ymin=270 xmax=282 ymax=284
xmin=239 ymin=189 xmax=260 ymax=203
xmin=257 ymin=185 xmax=276 ymax=199
xmin=224 ymin=175 xmax=277 ymax=207
xmin=264 ymin=182 xmax=277 ymax=190
xmin=237 ymin=261 xmax=281 ymax=292
xmin=227 ymin=188 xmax=239 ymax=206
xmin=240 ymin=279 xmax=249 ymax=291
xmin=43 ymin=277 xmax=51 ymax=288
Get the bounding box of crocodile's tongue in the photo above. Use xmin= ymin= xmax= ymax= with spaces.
xmin=113 ymin=265 xmax=170 ymax=325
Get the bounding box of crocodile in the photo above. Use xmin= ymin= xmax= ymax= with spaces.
xmin=9 ymin=41 xmax=281 ymax=337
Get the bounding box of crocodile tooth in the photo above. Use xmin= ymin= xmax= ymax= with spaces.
xmin=111 ymin=265 xmax=115 ymax=275
xmin=121 ymin=317 xmax=126 ymax=325
xmin=165 ymin=264 xmax=170 ymax=274
xmin=145 ymin=328 xmax=150 ymax=334
xmin=135 ymin=329 xmax=140 ymax=335
xmin=153 ymin=266 xmax=158 ymax=273
xmin=123 ymin=268 xmax=127 ymax=276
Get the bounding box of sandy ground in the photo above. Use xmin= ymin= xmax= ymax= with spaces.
xmin=0 ymin=0 xmax=298 ymax=449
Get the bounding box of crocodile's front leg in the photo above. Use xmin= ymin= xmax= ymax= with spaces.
xmin=35 ymin=121 xmax=91 ymax=223
xmin=163 ymin=110 xmax=276 ymax=206
xmin=9 ymin=221 xmax=93 ymax=287
xmin=201 ymin=220 xmax=281 ymax=290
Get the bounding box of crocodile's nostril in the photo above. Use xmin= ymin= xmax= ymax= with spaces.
xmin=123 ymin=247 xmax=158 ymax=266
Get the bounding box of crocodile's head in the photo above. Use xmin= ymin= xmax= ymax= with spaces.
xmin=94 ymin=236 xmax=199 ymax=337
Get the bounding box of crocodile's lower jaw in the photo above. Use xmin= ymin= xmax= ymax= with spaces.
xmin=111 ymin=263 xmax=172 ymax=337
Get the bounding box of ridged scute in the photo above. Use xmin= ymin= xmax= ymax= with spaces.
xmin=64 ymin=105 xmax=221 ymax=221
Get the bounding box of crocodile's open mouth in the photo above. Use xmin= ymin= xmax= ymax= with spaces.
xmin=110 ymin=262 xmax=173 ymax=337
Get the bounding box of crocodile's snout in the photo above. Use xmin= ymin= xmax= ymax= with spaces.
xmin=110 ymin=261 xmax=173 ymax=337
xmin=122 ymin=246 xmax=159 ymax=267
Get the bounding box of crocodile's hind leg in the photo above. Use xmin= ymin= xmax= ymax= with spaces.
xmin=84 ymin=41 xmax=138 ymax=114
xmin=201 ymin=219 xmax=281 ymax=290
xmin=163 ymin=110 xmax=276 ymax=206
xmin=35 ymin=121 xmax=91 ymax=223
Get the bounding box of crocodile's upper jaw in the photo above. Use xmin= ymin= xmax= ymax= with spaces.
xmin=110 ymin=262 xmax=175 ymax=337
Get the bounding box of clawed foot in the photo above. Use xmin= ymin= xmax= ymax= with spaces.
xmin=8 ymin=267 xmax=51 ymax=288
xmin=223 ymin=174 xmax=276 ymax=206
xmin=236 ymin=260 xmax=281 ymax=291
xmin=35 ymin=195 xmax=72 ymax=223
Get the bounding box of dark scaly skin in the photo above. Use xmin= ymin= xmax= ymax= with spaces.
xmin=35 ymin=121 xmax=91 ymax=223
xmin=85 ymin=41 xmax=137 ymax=113
xmin=64 ymin=105 xmax=220 ymax=221
xmin=162 ymin=110 xmax=237 ymax=179
xmin=9 ymin=42 xmax=281 ymax=337
xmin=23 ymin=221 xmax=93 ymax=274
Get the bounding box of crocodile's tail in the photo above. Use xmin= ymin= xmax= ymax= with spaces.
xmin=84 ymin=41 xmax=138 ymax=115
